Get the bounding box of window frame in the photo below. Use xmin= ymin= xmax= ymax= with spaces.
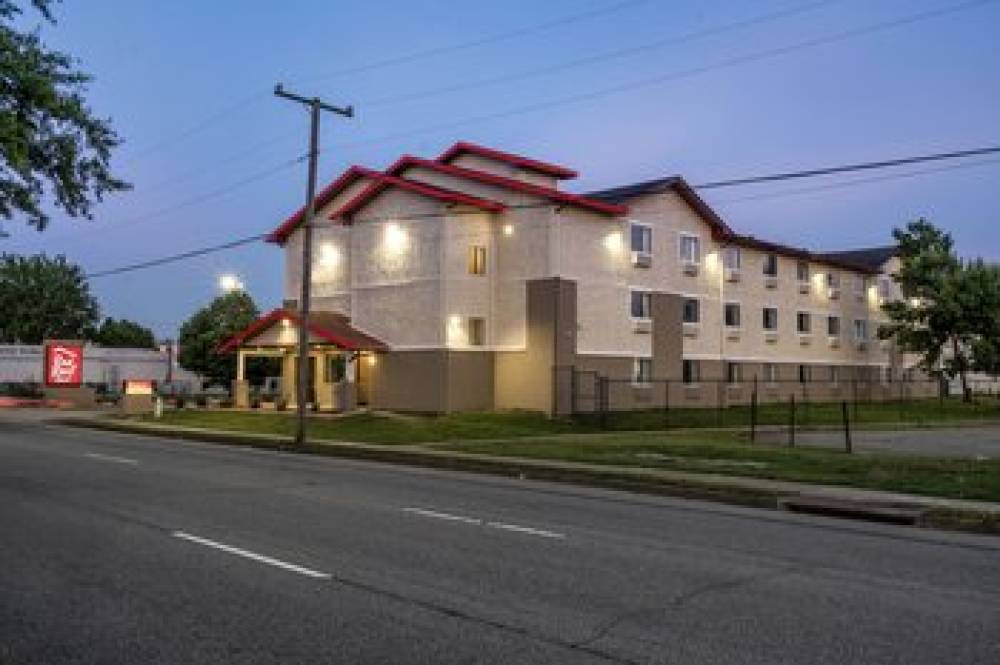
xmin=724 ymin=302 xmax=741 ymax=328
xmin=796 ymin=260 xmax=810 ymax=283
xmin=796 ymin=311 xmax=812 ymax=334
xmin=629 ymin=221 xmax=652 ymax=254
xmin=763 ymin=363 xmax=778 ymax=385
xmin=827 ymin=315 xmax=841 ymax=337
xmin=682 ymin=358 xmax=701 ymax=385
xmin=632 ymin=357 xmax=653 ymax=385
xmin=467 ymin=245 xmax=487 ymax=276
xmin=798 ymin=364 xmax=811 ymax=384
xmin=853 ymin=318 xmax=868 ymax=341
xmin=467 ymin=317 xmax=486 ymax=346
xmin=678 ymin=233 xmax=701 ymax=265
xmin=629 ymin=289 xmax=653 ymax=320
xmin=682 ymin=297 xmax=701 ymax=324
xmin=726 ymin=361 xmax=742 ymax=385
xmin=763 ymin=253 xmax=779 ymax=277
xmin=762 ymin=307 xmax=779 ymax=331
xmin=723 ymin=246 xmax=741 ymax=271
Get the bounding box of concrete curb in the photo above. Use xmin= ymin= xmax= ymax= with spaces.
xmin=55 ymin=416 xmax=1000 ymax=537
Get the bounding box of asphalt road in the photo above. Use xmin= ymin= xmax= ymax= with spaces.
xmin=1 ymin=414 xmax=999 ymax=664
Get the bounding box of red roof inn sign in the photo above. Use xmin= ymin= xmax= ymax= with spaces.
xmin=44 ymin=342 xmax=83 ymax=387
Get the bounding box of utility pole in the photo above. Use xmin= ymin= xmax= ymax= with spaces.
xmin=274 ymin=84 xmax=353 ymax=447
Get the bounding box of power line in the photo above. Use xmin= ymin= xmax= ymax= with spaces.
xmin=112 ymin=0 xmax=647 ymax=166
xmin=84 ymin=142 xmax=1000 ymax=279
xmin=359 ymin=0 xmax=839 ymax=108
xmin=327 ymin=0 xmax=997 ymax=155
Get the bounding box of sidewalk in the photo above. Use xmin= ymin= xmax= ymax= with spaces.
xmin=55 ymin=415 xmax=1000 ymax=536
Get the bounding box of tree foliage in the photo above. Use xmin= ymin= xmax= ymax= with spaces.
xmin=880 ymin=219 xmax=1000 ymax=397
xmin=0 ymin=252 xmax=98 ymax=342
xmin=178 ymin=291 xmax=258 ymax=386
xmin=92 ymin=316 xmax=155 ymax=349
xmin=0 ymin=0 xmax=129 ymax=231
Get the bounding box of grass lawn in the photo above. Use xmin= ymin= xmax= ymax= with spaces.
xmin=138 ymin=409 xmax=586 ymax=444
xmin=434 ymin=432 xmax=1000 ymax=503
xmin=133 ymin=407 xmax=1000 ymax=502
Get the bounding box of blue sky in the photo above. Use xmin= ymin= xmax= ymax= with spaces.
xmin=5 ymin=0 xmax=999 ymax=337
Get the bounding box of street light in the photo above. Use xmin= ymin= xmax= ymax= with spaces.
xmin=219 ymin=273 xmax=244 ymax=293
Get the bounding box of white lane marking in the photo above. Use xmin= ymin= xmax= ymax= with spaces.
xmin=402 ymin=507 xmax=565 ymax=539
xmin=402 ymin=507 xmax=483 ymax=525
xmin=486 ymin=521 xmax=566 ymax=539
xmin=83 ymin=452 xmax=138 ymax=465
xmin=172 ymin=531 xmax=331 ymax=579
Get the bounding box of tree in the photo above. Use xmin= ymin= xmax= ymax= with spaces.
xmin=178 ymin=291 xmax=258 ymax=387
xmin=0 ymin=252 xmax=98 ymax=342
xmin=92 ymin=316 xmax=155 ymax=349
xmin=0 ymin=0 xmax=129 ymax=231
xmin=879 ymin=219 xmax=997 ymax=400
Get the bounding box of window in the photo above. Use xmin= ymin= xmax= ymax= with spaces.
xmin=853 ymin=319 xmax=868 ymax=341
xmin=763 ymin=307 xmax=778 ymax=331
xmin=467 ymin=317 xmax=485 ymax=346
xmin=763 ymin=363 xmax=778 ymax=384
xmin=763 ymin=254 xmax=778 ymax=277
xmin=826 ymin=272 xmax=840 ymax=289
xmin=630 ymin=290 xmax=652 ymax=319
xmin=797 ymin=311 xmax=811 ymax=334
xmin=878 ymin=277 xmax=892 ymax=300
xmin=827 ymin=315 xmax=841 ymax=337
xmin=679 ymin=234 xmax=701 ymax=264
xmin=724 ymin=302 xmax=741 ymax=328
xmin=630 ymin=223 xmax=652 ymax=254
xmin=726 ymin=361 xmax=742 ymax=384
xmin=830 ymin=366 xmax=840 ymax=384
xmin=682 ymin=359 xmax=701 ymax=385
xmin=683 ymin=298 xmax=700 ymax=324
xmin=324 ymin=355 xmax=347 ymax=383
xmin=724 ymin=247 xmax=741 ymax=271
xmin=633 ymin=357 xmax=653 ymax=385
xmin=854 ymin=275 xmax=867 ymax=298
xmin=468 ymin=245 xmax=487 ymax=275
xmin=798 ymin=364 xmax=811 ymax=384
xmin=796 ymin=260 xmax=810 ymax=282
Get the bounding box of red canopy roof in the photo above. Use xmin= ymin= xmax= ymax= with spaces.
xmin=217 ymin=309 xmax=388 ymax=353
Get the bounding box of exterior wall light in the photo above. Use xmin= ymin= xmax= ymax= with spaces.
xmin=502 ymin=224 xmax=514 ymax=237
xmin=319 ymin=243 xmax=340 ymax=268
xmin=366 ymin=354 xmax=377 ymax=367
xmin=384 ymin=222 xmax=408 ymax=254
xmin=603 ymin=230 xmax=623 ymax=255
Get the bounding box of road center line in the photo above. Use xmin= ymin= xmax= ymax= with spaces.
xmin=172 ymin=531 xmax=331 ymax=579
xmin=83 ymin=452 xmax=138 ymax=465
xmin=402 ymin=507 xmax=483 ymax=524
xmin=402 ymin=507 xmax=565 ymax=539
xmin=486 ymin=521 xmax=566 ymax=539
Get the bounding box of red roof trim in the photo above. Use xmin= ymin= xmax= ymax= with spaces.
xmin=217 ymin=308 xmax=389 ymax=354
xmin=388 ymin=156 xmax=626 ymax=216
xmin=266 ymin=166 xmax=380 ymax=244
xmin=329 ymin=173 xmax=507 ymax=221
xmin=438 ymin=141 xmax=578 ymax=179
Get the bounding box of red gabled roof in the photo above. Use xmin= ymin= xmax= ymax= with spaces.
xmin=217 ymin=308 xmax=389 ymax=354
xmin=387 ymin=156 xmax=627 ymax=217
xmin=267 ymin=166 xmax=380 ymax=244
xmin=438 ymin=141 xmax=578 ymax=180
xmin=330 ymin=173 xmax=507 ymax=221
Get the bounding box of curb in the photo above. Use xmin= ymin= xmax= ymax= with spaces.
xmin=54 ymin=416 xmax=1000 ymax=537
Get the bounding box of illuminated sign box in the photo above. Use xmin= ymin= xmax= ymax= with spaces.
xmin=44 ymin=343 xmax=83 ymax=387
xmin=123 ymin=379 xmax=155 ymax=396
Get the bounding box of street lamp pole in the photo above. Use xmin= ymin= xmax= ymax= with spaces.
xmin=274 ymin=84 xmax=353 ymax=447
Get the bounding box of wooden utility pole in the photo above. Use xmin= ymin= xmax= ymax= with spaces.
xmin=274 ymin=84 xmax=353 ymax=447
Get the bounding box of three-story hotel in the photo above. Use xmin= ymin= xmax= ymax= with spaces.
xmin=221 ymin=141 xmax=917 ymax=414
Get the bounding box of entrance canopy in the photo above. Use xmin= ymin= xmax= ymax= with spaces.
xmin=218 ymin=308 xmax=388 ymax=353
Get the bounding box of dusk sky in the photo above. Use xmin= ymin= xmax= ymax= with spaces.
xmin=5 ymin=0 xmax=999 ymax=338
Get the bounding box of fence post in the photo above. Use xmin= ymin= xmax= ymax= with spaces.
xmin=663 ymin=380 xmax=671 ymax=429
xmin=842 ymin=400 xmax=852 ymax=454
xmin=788 ymin=394 xmax=796 ymax=448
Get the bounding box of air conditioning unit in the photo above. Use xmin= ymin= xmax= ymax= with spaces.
xmin=799 ymin=334 xmax=812 ymax=346
xmin=764 ymin=276 xmax=779 ymax=289
xmin=725 ymin=268 xmax=741 ymax=283
xmin=682 ymin=323 xmax=700 ymax=338
xmin=682 ymin=261 xmax=699 ymax=276
xmin=828 ymin=336 xmax=841 ymax=348
xmin=828 ymin=287 xmax=841 ymax=300
xmin=798 ymin=282 xmax=810 ymax=295
xmin=725 ymin=329 xmax=741 ymax=341
xmin=632 ymin=319 xmax=652 ymax=334
xmin=631 ymin=251 xmax=651 ymax=268
xmin=764 ymin=331 xmax=779 ymax=344
xmin=855 ymin=340 xmax=868 ymax=351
